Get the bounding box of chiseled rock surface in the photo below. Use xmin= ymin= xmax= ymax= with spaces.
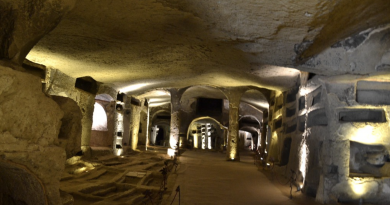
xmin=0 ymin=64 xmax=65 ymax=205
xmin=0 ymin=0 xmax=75 ymax=64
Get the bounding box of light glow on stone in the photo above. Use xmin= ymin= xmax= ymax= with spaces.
xmin=349 ymin=125 xmax=380 ymax=144
xmin=168 ymin=148 xmax=175 ymax=157
xmin=116 ymin=149 xmax=123 ymax=156
xmin=120 ymin=83 xmax=151 ymax=93
xmin=92 ymin=103 xmax=108 ymax=131
xmin=299 ymin=142 xmax=308 ymax=188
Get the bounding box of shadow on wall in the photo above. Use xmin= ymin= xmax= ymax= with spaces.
xmin=0 ymin=160 xmax=47 ymax=205
xmin=52 ymin=96 xmax=82 ymax=158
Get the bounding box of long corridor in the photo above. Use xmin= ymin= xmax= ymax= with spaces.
xmin=165 ymin=150 xmax=320 ymax=205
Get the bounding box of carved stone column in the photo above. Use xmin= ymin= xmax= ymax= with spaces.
xmin=130 ymin=102 xmax=143 ymax=151
xmin=169 ymin=88 xmax=185 ymax=149
xmin=223 ymin=87 xmax=245 ymax=161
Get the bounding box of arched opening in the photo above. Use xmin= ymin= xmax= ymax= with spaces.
xmin=156 ymin=126 xmax=165 ymax=145
xmin=239 ymin=114 xmax=262 ymax=151
xmin=240 ymin=89 xmax=269 ymax=152
xmin=0 ymin=160 xmax=47 ymax=205
xmin=52 ymin=96 xmax=83 ymax=158
xmin=90 ymin=94 xmax=115 ymax=148
xmin=150 ymin=109 xmax=171 ymax=147
xmin=239 ymin=130 xmax=253 ymax=150
xmin=92 ymin=103 xmax=108 ymax=131
xmin=186 ymin=117 xmax=227 ymax=150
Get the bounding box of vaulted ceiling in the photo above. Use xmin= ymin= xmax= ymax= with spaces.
xmin=25 ymin=0 xmax=390 ymax=96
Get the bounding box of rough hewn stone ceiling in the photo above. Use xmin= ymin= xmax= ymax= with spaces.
xmin=26 ymin=0 xmax=390 ymax=96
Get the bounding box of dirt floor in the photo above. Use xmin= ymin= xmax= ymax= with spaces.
xmin=60 ymin=146 xmax=177 ymax=205
xmin=60 ymin=147 xmax=322 ymax=205
xmin=163 ymin=149 xmax=321 ymax=205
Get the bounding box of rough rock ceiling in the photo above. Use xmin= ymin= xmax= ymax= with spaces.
xmin=26 ymin=0 xmax=390 ymax=96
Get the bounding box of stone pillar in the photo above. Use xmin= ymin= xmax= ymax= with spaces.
xmin=169 ymin=88 xmax=185 ymax=149
xmin=223 ymin=88 xmax=245 ymax=161
xmin=260 ymin=111 xmax=268 ymax=153
xmin=145 ymin=103 xmax=150 ymax=150
xmin=80 ymin=93 xmax=96 ymax=157
xmin=129 ymin=103 xmax=143 ymax=151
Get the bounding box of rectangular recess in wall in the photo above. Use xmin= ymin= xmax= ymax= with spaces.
xmin=274 ymin=119 xmax=282 ymax=130
xmin=285 ymin=87 xmax=298 ymax=103
xmin=117 ymin=93 xmax=124 ymax=102
xmin=307 ymin=108 xmax=328 ymax=127
xmin=356 ymin=81 xmax=390 ymax=105
xmin=75 ymin=76 xmax=99 ymax=94
xmin=285 ymin=123 xmax=297 ymax=134
xmin=117 ymin=132 xmax=122 ymax=137
xmin=286 ymin=106 xmax=296 ymax=118
xmin=299 ymin=96 xmax=305 ymax=110
xmin=312 ymin=88 xmax=321 ymax=106
xmin=339 ymin=109 xmax=386 ymax=122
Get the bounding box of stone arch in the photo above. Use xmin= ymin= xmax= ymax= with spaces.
xmin=0 ymin=160 xmax=47 ymax=205
xmin=153 ymin=121 xmax=170 ymax=146
xmin=239 ymin=89 xmax=268 ymax=151
xmin=239 ymin=125 xmax=260 ymax=151
xmin=51 ymin=96 xmax=82 ymax=158
xmin=240 ymin=89 xmax=269 ymax=111
xmin=90 ymin=94 xmax=115 ymax=148
xmin=180 ymin=85 xmax=229 ymax=112
xmin=186 ymin=116 xmax=227 ymax=149
xmin=151 ymin=109 xmax=171 ymax=124
xmin=239 ymin=115 xmax=261 ymax=128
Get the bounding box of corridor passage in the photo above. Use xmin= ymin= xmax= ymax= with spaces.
xmin=166 ymin=150 xmax=320 ymax=205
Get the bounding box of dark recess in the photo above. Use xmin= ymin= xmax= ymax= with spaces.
xmin=196 ymin=98 xmax=223 ymax=116
xmin=339 ymin=109 xmax=386 ymax=122
xmin=75 ymin=76 xmax=98 ymax=94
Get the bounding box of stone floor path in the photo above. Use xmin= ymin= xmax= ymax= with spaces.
xmin=164 ymin=150 xmax=321 ymax=205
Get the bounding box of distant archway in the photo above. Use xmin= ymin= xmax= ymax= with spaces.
xmin=187 ymin=116 xmax=227 ymax=150
xmin=90 ymin=94 xmax=115 ymax=148
xmin=92 ymin=103 xmax=108 ymax=131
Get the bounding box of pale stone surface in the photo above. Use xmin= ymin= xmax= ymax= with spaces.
xmin=0 ymin=0 xmax=75 ymax=63
xmin=0 ymin=64 xmax=65 ymax=205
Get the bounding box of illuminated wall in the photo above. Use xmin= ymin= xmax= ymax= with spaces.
xmin=265 ymin=73 xmax=390 ymax=204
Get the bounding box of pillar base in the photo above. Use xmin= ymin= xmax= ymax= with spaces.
xmin=226 ymin=156 xmax=240 ymax=161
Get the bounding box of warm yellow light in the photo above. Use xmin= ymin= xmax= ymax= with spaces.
xmin=230 ymin=152 xmax=236 ymax=159
xmin=351 ymin=182 xmax=366 ymax=195
xmin=168 ymin=148 xmax=175 ymax=157
xmin=119 ymin=83 xmax=150 ymax=93
xmin=193 ymin=134 xmax=198 ymax=149
xmin=170 ymin=136 xmax=178 ymax=149
xmin=349 ymin=125 xmax=380 ymax=144
xmin=116 ymin=149 xmax=123 ymax=156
